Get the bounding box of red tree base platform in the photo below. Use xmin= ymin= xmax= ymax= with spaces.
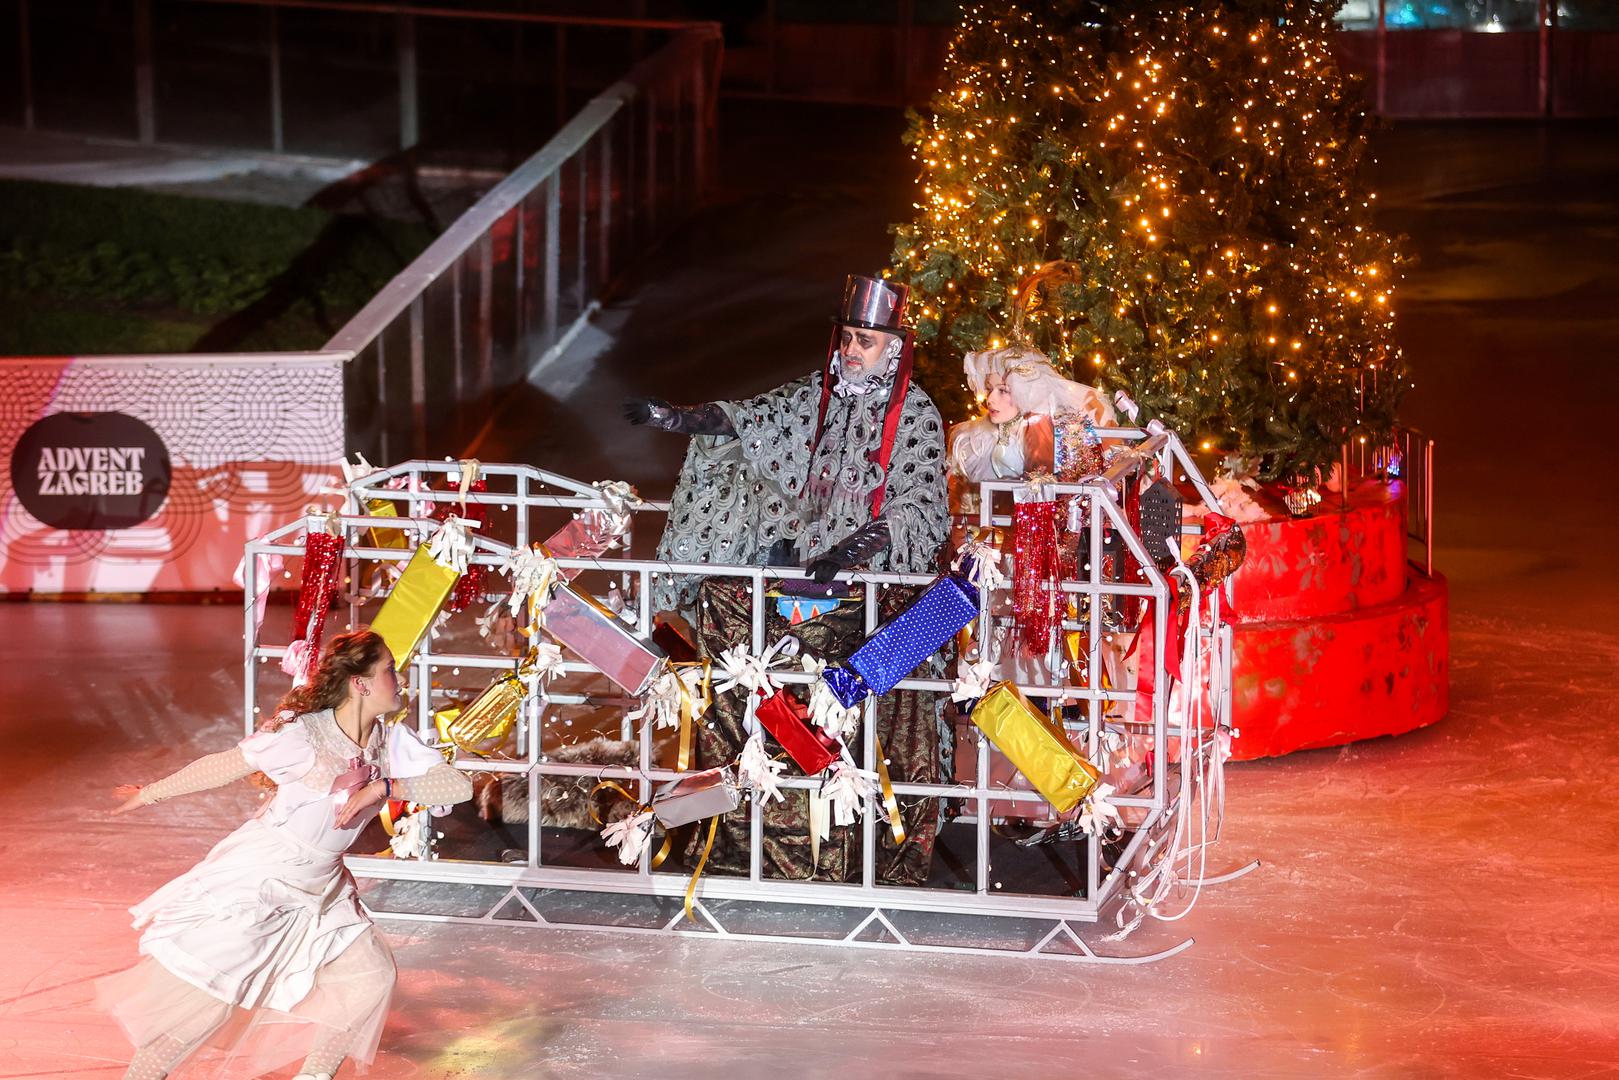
xmin=1225 ymin=481 xmax=1450 ymax=760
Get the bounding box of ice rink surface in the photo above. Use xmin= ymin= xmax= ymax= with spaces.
xmin=2 ymin=107 xmax=1617 ymax=1077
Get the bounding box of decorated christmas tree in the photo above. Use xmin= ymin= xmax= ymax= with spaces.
xmin=889 ymin=0 xmax=1408 ymax=483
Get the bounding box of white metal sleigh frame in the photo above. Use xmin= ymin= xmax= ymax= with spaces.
xmin=240 ymin=426 xmax=1256 ymax=964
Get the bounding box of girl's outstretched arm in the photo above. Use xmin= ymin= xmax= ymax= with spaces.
xmin=112 ymin=747 xmax=255 ymax=814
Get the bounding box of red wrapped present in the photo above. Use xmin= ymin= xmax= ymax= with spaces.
xmin=753 ymin=688 xmax=842 ymax=776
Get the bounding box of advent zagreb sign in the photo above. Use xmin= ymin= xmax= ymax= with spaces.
xmin=10 ymin=412 xmax=171 ymax=530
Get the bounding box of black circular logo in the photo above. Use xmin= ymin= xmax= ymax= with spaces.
xmin=10 ymin=412 xmax=172 ymax=530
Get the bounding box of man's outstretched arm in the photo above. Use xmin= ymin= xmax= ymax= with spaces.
xmin=622 ymin=398 xmax=736 ymax=437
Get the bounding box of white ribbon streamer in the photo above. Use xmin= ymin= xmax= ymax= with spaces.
xmin=737 ymin=733 xmax=788 ymax=804
xmin=590 ymin=479 xmax=644 ymax=541
xmin=388 ymin=807 xmax=439 ymax=860
xmin=498 ymin=543 xmax=560 ymax=615
xmin=1077 ymin=783 xmax=1123 ymax=838
xmin=280 ymin=638 xmax=313 ymax=688
xmin=626 ymin=664 xmax=706 ymax=730
xmin=951 ymin=538 xmax=1008 ymax=590
xmin=233 ymin=552 xmax=284 ymax=631
xmin=820 ymin=761 xmax=878 ymax=827
xmin=951 ymin=657 xmax=997 ymax=703
xmin=427 ymin=516 xmax=478 ymax=574
xmin=601 ymin=809 xmax=655 ymax=866
xmin=800 ymin=656 xmax=861 ymax=738
xmin=518 ymin=642 xmax=567 ymax=700
xmin=713 ymin=637 xmax=797 ymax=698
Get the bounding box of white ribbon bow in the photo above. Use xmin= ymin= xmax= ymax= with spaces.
xmin=427 ymin=516 xmax=478 ymax=574
xmin=388 ymin=807 xmax=439 ymax=860
xmin=340 ymin=451 xmax=377 ymax=486
xmin=280 ymin=638 xmax=314 ymax=688
xmin=737 ymin=732 xmax=788 ymax=804
xmin=713 ymin=638 xmax=797 ymax=697
xmin=518 ymin=642 xmax=567 ymax=700
xmin=820 ymin=761 xmax=878 ymax=827
xmin=498 ymin=543 xmax=560 ymax=615
xmin=1113 ymin=389 xmax=1140 ymax=423
xmin=951 ymin=657 xmax=997 ymax=703
xmin=801 ymin=656 xmax=861 ymax=739
xmin=1077 ymin=783 xmax=1123 ymax=838
xmin=601 ymin=809 xmax=655 ymax=866
xmin=626 ymin=664 xmax=705 ymax=730
xmin=951 ymin=538 xmax=1008 ymax=590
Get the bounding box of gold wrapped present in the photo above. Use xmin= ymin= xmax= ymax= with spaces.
xmin=372 ymin=545 xmax=459 ymax=666
xmin=365 ymin=498 xmax=411 ymax=550
xmin=436 ymin=669 xmax=526 ymax=756
xmin=970 ymin=682 xmax=1100 ymax=814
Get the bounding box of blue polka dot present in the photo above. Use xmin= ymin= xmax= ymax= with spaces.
xmin=821 ymin=573 xmax=979 ymax=708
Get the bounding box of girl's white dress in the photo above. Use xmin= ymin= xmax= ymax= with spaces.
xmin=96 ymin=710 xmax=464 ymax=1077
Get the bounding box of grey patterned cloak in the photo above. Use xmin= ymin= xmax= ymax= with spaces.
xmin=651 ymin=370 xmax=949 ymax=616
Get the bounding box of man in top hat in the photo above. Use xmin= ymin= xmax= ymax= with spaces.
xmin=627 ymin=274 xmax=950 ymax=616
xmin=622 ymin=274 xmax=951 ymax=886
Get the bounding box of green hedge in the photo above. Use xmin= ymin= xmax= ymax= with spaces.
xmin=0 ymin=179 xmax=433 ymax=354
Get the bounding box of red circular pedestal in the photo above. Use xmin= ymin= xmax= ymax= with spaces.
xmin=1226 ymin=481 xmax=1450 ymax=760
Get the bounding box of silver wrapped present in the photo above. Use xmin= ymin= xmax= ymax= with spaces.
xmin=543 ymin=509 xmax=623 ymax=582
xmin=651 ymin=766 xmax=740 ymax=828
xmin=542 ymin=582 xmax=667 ymax=696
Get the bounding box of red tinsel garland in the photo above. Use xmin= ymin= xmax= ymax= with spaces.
xmin=288 ymin=530 xmax=344 ymax=683
xmin=438 ymin=478 xmax=489 ymax=613
xmin=1012 ymin=500 xmax=1063 ymax=657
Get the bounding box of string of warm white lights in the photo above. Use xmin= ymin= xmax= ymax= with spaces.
xmin=889 ymin=0 xmax=1409 ymax=482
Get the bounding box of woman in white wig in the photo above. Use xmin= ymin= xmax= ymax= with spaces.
xmin=947 ymin=344 xmax=1115 ymax=536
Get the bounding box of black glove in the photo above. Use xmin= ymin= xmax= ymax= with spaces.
xmin=803 ymin=519 xmax=892 ymax=584
xmin=807 ymin=557 xmax=842 ymax=585
xmin=621 ymin=398 xmax=736 ymax=437
xmin=622 ymin=397 xmax=658 ymax=425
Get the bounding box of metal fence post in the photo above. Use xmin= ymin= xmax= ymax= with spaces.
xmin=544 ymin=175 xmax=561 ymax=350
xmin=398 ymin=12 xmax=419 ymax=149
xmin=134 ymin=0 xmax=156 ymax=143
xmin=409 ymin=297 xmax=427 ymax=457
xmin=598 ymin=122 xmax=613 ymax=281
xmin=267 ymin=6 xmax=284 ymax=152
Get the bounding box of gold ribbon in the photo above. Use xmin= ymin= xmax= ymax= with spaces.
xmin=873 ymin=734 xmax=907 ymax=845
xmin=456 ymin=458 xmax=481 ymax=514
xmin=684 ymin=815 xmax=719 ymax=924
xmin=671 ymin=660 xmax=712 ymax=773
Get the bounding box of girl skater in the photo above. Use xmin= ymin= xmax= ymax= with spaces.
xmin=99 ymin=629 xmax=472 ymax=1079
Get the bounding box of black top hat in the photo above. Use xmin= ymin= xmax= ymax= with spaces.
xmin=835 ymin=275 xmax=910 ymax=334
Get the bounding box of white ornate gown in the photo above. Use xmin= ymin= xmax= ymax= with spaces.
xmin=96 ymin=710 xmax=468 ymax=1077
